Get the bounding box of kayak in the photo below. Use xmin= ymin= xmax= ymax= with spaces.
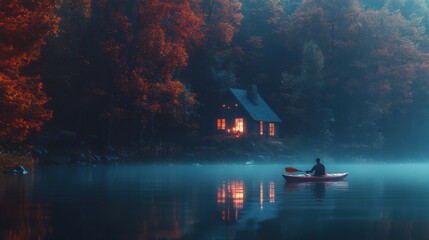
xmin=282 ymin=172 xmax=348 ymax=182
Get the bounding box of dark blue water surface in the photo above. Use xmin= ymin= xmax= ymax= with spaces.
xmin=1 ymin=162 xmax=429 ymax=240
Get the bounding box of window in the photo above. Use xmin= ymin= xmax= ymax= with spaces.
xmin=217 ymin=119 xmax=226 ymax=130
xmin=259 ymin=121 xmax=264 ymax=135
xmin=269 ymin=123 xmax=275 ymax=136
xmin=235 ymin=118 xmax=244 ymax=133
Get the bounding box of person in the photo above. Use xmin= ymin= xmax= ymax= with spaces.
xmin=306 ymin=158 xmax=325 ymax=176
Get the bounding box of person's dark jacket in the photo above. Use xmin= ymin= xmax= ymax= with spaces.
xmin=307 ymin=163 xmax=325 ymax=176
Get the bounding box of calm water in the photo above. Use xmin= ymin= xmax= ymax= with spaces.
xmin=0 ymin=162 xmax=429 ymax=240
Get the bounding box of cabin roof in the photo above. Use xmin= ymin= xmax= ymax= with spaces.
xmin=229 ymin=88 xmax=282 ymax=122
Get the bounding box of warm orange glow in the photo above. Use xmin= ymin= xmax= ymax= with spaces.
xmin=217 ymin=181 xmax=245 ymax=221
xmin=234 ymin=118 xmax=244 ymax=133
xmin=260 ymin=182 xmax=264 ymax=210
xmin=231 ymin=181 xmax=244 ymax=208
xmin=269 ymin=181 xmax=275 ymax=203
xmin=217 ymin=184 xmax=226 ymax=203
xmin=2 ymin=200 xmax=52 ymax=240
xmin=217 ymin=119 xmax=226 ymax=130
xmin=259 ymin=121 xmax=264 ymax=135
xmin=269 ymin=123 xmax=275 ymax=136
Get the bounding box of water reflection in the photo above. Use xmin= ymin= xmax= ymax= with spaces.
xmin=1 ymin=201 xmax=52 ymax=240
xmin=259 ymin=181 xmax=276 ymax=210
xmin=0 ymin=174 xmax=52 ymax=240
xmin=259 ymin=182 xmax=263 ymax=210
xmin=285 ymin=181 xmax=349 ymax=199
xmin=1 ymin=164 xmax=429 ymax=240
xmin=217 ymin=181 xmax=244 ymax=222
xmin=269 ymin=181 xmax=275 ymax=203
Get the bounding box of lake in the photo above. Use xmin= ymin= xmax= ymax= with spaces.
xmin=0 ymin=162 xmax=429 ymax=240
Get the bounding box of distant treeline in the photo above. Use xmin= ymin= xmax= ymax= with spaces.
xmin=1 ymin=0 xmax=429 ymax=154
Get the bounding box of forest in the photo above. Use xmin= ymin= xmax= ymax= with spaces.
xmin=2 ymin=0 xmax=429 ymax=156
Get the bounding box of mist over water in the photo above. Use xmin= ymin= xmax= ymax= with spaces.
xmin=0 ymin=161 xmax=429 ymax=240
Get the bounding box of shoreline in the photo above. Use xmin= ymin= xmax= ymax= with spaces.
xmin=1 ymin=139 xmax=428 ymax=172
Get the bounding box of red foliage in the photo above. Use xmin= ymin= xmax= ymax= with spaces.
xmin=204 ymin=0 xmax=243 ymax=45
xmin=94 ymin=0 xmax=204 ymax=128
xmin=0 ymin=0 xmax=60 ymax=141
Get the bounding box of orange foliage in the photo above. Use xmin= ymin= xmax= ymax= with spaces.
xmin=97 ymin=0 xmax=204 ymax=125
xmin=62 ymin=0 xmax=92 ymax=17
xmin=0 ymin=0 xmax=60 ymax=141
xmin=0 ymin=74 xmax=52 ymax=142
xmin=205 ymin=0 xmax=243 ymax=45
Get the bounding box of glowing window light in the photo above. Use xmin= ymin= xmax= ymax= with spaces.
xmin=217 ymin=119 xmax=226 ymax=130
xmin=269 ymin=123 xmax=275 ymax=136
xmin=259 ymin=121 xmax=264 ymax=135
xmin=235 ymin=118 xmax=244 ymax=133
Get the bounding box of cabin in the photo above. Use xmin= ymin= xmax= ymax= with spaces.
xmin=215 ymin=85 xmax=282 ymax=137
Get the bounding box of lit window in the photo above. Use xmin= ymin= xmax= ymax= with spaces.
xmin=259 ymin=121 xmax=264 ymax=135
xmin=222 ymin=104 xmax=226 ymax=108
xmin=217 ymin=119 xmax=226 ymax=130
xmin=269 ymin=123 xmax=275 ymax=136
xmin=235 ymin=118 xmax=244 ymax=133
xmin=235 ymin=103 xmax=238 ymax=107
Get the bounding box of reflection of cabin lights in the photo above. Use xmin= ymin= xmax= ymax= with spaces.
xmin=216 ymin=181 xmax=245 ymax=209
xmin=231 ymin=181 xmax=244 ymax=209
xmin=217 ymin=185 xmax=226 ymax=203
xmin=270 ymin=181 xmax=275 ymax=203
xmin=260 ymin=182 xmax=264 ymax=210
xmin=217 ymin=181 xmax=245 ymax=221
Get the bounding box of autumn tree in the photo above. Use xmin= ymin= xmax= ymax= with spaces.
xmin=35 ymin=0 xmax=93 ymax=136
xmin=201 ymin=0 xmax=243 ymax=91
xmin=0 ymin=0 xmax=60 ymax=142
xmin=183 ymin=0 xmax=243 ymax=134
xmin=86 ymin=0 xmax=205 ymax=144
xmin=204 ymin=0 xmax=243 ymax=46
xmin=282 ymin=0 xmax=429 ymax=151
xmin=355 ymin=8 xmax=429 ymax=150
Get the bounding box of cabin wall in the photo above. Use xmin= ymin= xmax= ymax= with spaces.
xmin=251 ymin=121 xmax=280 ymax=138
xmin=214 ymin=91 xmax=281 ymax=137
xmin=214 ymin=93 xmax=250 ymax=135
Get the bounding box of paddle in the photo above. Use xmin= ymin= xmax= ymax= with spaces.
xmin=285 ymin=167 xmax=305 ymax=173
